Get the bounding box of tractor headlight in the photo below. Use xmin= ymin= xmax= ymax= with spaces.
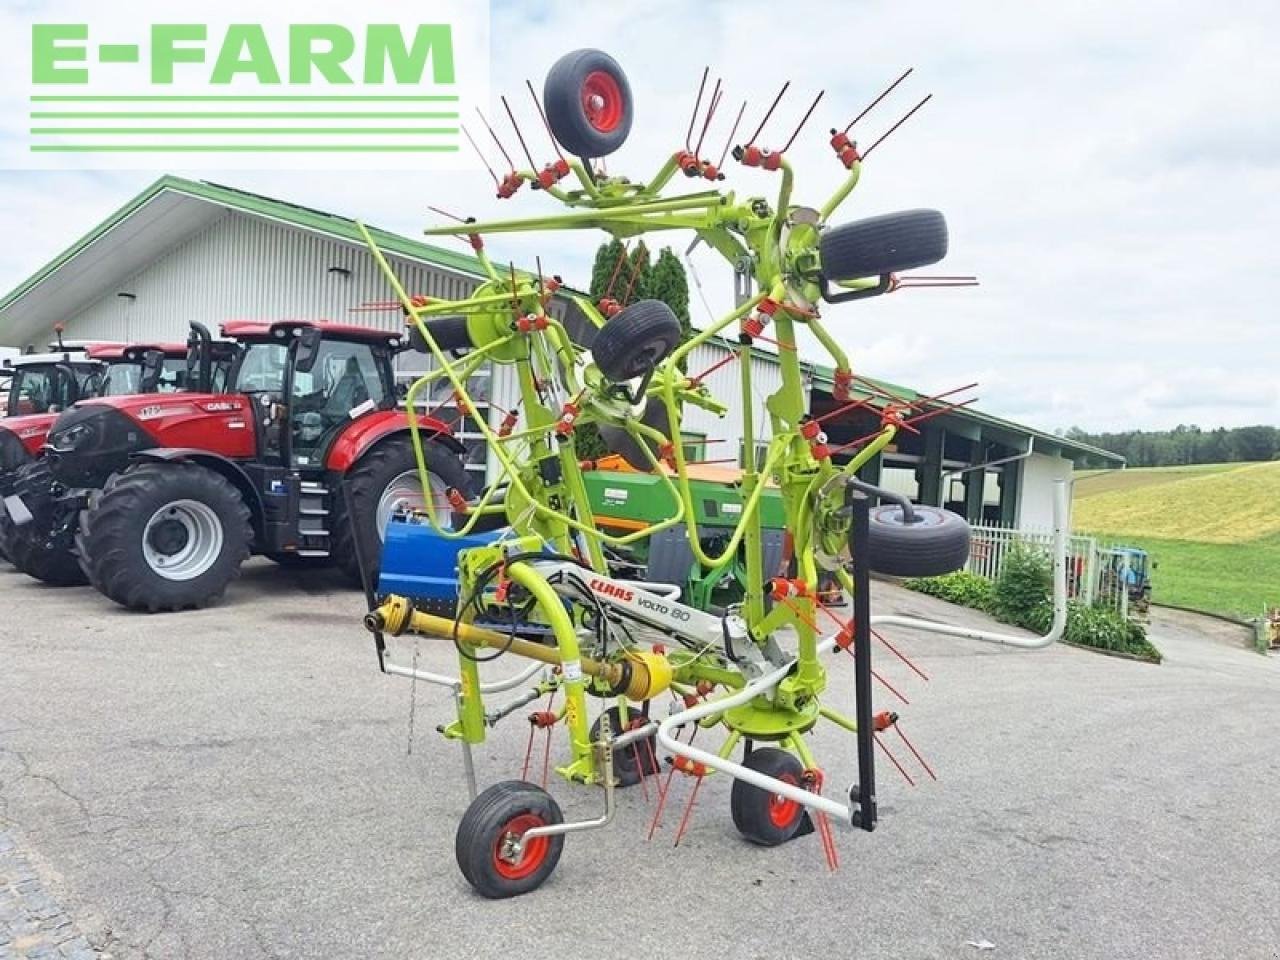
xmin=50 ymin=420 xmax=96 ymax=452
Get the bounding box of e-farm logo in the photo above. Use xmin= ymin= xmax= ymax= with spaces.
xmin=8 ymin=2 xmax=489 ymax=170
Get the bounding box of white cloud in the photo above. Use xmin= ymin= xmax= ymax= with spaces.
xmin=1 ymin=0 xmax=1277 ymax=433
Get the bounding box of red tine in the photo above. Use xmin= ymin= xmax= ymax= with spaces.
xmin=475 ymin=107 xmax=516 ymax=170
xmin=862 ymin=94 xmax=932 ymax=158
xmin=717 ymin=100 xmax=747 ymax=170
xmin=842 ymin=67 xmax=913 ymax=134
xmin=780 ymin=90 xmax=825 ymax=152
xmin=525 ymin=79 xmax=566 ymax=160
xmin=461 ymin=124 xmax=500 ymax=186
xmin=685 ymin=67 xmax=709 ymax=152
xmin=693 ymin=80 xmax=723 ymax=158
xmin=746 ymin=81 xmax=790 ymax=146
xmin=501 ymin=94 xmax=538 ymax=169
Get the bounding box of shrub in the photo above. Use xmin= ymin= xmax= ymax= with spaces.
xmin=903 ymin=542 xmax=1162 ymax=664
xmin=901 ymin=571 xmax=994 ymax=611
xmin=992 ymin=541 xmax=1052 ymax=625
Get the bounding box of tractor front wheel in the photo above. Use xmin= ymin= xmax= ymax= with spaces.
xmin=330 ymin=436 xmax=470 ymax=588
xmin=76 ymin=463 xmax=252 ymax=612
xmin=4 ymin=460 xmax=86 ymax=586
xmin=456 ymin=781 xmax=565 ymax=898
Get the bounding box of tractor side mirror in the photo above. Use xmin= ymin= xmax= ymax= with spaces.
xmin=294 ymin=326 xmax=324 ymax=374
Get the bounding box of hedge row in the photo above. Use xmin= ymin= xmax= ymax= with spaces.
xmin=903 ymin=545 xmax=1161 ymax=663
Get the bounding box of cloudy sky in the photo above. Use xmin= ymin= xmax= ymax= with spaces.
xmin=1 ymin=0 xmax=1276 ymax=433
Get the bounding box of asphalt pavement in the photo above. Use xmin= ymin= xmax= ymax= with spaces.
xmin=0 ymin=560 xmax=1277 ymax=959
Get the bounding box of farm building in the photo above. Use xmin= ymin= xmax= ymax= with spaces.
xmin=0 ymin=176 xmax=1122 ymax=528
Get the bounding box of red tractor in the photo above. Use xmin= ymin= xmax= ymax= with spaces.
xmin=6 ymin=319 xmax=467 ymax=611
xmin=0 ymin=339 xmax=199 ymax=564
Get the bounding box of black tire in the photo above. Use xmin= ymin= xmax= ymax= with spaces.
xmin=455 ymin=781 xmax=565 ymax=899
xmin=76 ymin=463 xmax=252 ymax=612
xmin=330 ymin=435 xmax=471 ymax=588
xmin=730 ymin=747 xmax=808 ymax=846
xmin=590 ymin=707 xmax=659 ymax=788
xmin=597 ymin=396 xmax=669 ymax=471
xmin=820 ymin=209 xmax=948 ymax=281
xmin=0 ymin=446 xmax=35 ymax=564
xmin=865 ymin=504 xmax=970 ymax=577
xmin=592 ymin=300 xmax=682 ymax=383
xmin=4 ymin=459 xmax=85 ymax=586
xmin=408 ymin=317 xmax=473 ymax=354
xmin=543 ymin=49 xmax=633 ymax=158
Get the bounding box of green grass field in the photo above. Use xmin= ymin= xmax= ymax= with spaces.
xmin=1074 ymin=461 xmax=1279 ymax=620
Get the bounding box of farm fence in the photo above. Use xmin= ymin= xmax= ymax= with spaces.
xmin=966 ymin=523 xmax=1133 ymax=617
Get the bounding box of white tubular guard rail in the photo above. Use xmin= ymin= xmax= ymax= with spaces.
xmin=657 ymin=480 xmax=1070 ymax=827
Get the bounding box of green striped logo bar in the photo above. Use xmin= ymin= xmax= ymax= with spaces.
xmin=9 ymin=6 xmax=490 ymax=170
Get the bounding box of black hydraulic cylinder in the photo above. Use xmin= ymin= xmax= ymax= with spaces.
xmin=848 ymin=488 xmax=877 ymax=830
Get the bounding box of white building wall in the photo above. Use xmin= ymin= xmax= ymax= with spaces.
xmin=64 ymin=211 xmax=479 ymax=344
xmin=678 ymin=340 xmax=789 ymax=465
xmin=1017 ymin=451 xmax=1073 ymax=529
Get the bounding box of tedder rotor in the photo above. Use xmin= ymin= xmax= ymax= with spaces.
xmin=358 ymin=48 xmax=1070 ymax=897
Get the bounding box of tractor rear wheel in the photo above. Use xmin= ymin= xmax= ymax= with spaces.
xmin=76 ymin=463 xmax=252 ymax=612
xmin=330 ymin=436 xmax=470 ymax=588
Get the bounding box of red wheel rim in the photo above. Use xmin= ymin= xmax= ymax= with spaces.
xmin=581 ymin=70 xmax=624 ymax=133
xmin=767 ymin=773 xmax=801 ymax=829
xmin=492 ymin=813 xmax=548 ymax=880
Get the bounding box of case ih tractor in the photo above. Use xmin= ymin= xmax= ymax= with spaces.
xmin=0 ymin=340 xmax=197 ymax=564
xmin=7 ymin=319 xmax=466 ymax=611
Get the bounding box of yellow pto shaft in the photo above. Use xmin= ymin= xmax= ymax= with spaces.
xmin=365 ymin=594 xmax=671 ymax=701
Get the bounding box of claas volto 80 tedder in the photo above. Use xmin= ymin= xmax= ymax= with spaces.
xmin=4 ymin=319 xmax=471 ymax=610
xmin=354 ymin=47 xmax=1073 ymax=898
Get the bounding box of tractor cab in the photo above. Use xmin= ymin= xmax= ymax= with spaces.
xmin=2 ymin=351 xmax=97 ymax=417
xmin=221 ymin=320 xmax=401 ymax=470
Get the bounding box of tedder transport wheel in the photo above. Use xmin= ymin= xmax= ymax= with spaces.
xmin=865 ymin=504 xmax=970 ymax=578
xmin=330 ymin=436 xmax=470 ymax=588
xmin=819 ymin=209 xmax=949 ymax=281
xmin=76 ymin=463 xmax=252 ymax=612
xmin=5 ymin=460 xmax=86 ymax=586
xmin=456 ymin=781 xmax=565 ymax=898
xmin=543 ymin=49 xmax=633 ymax=159
xmin=730 ymin=747 xmax=809 ymax=846
xmin=589 ymin=707 xmax=660 ymax=788
xmin=591 ymin=300 xmax=683 ymax=384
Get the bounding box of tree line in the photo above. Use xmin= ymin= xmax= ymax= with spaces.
xmin=1063 ymin=424 xmax=1279 ymax=467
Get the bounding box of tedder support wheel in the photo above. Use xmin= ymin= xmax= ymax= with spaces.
xmin=819 ymin=209 xmax=949 ymax=281
xmin=456 ymin=781 xmax=565 ymax=898
xmin=330 ymin=435 xmax=471 ymax=588
xmin=865 ymin=504 xmax=971 ymax=578
xmin=590 ymin=707 xmax=660 ymax=788
xmin=543 ymin=48 xmax=633 ymax=159
xmin=75 ymin=462 xmax=252 ymax=612
xmin=730 ymin=747 xmax=810 ymax=846
xmin=591 ymin=299 xmax=682 ymax=384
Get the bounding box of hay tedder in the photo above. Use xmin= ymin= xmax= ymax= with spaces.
xmin=358 ymin=48 xmax=1070 ymax=897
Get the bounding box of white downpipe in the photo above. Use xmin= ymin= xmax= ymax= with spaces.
xmin=870 ymin=478 xmax=1070 ymax=649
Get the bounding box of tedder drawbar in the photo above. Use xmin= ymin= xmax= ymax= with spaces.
xmin=356 ymin=48 xmax=1071 ymax=897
